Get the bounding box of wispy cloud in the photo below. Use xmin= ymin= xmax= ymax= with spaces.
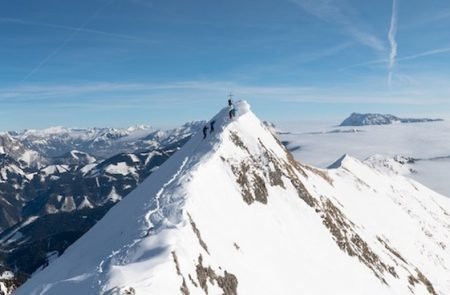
xmin=20 ymin=0 xmax=117 ymax=82
xmin=343 ymin=46 xmax=450 ymax=71
xmin=21 ymin=29 xmax=80 ymax=82
xmin=0 ymin=81 xmax=314 ymax=103
xmin=398 ymin=47 xmax=450 ymax=61
xmin=2 ymin=79 xmax=449 ymax=107
xmin=340 ymin=58 xmax=387 ymax=71
xmin=388 ymin=0 xmax=399 ymax=87
xmin=0 ymin=17 xmax=157 ymax=43
xmin=289 ymin=0 xmax=385 ymax=53
xmin=401 ymin=10 xmax=450 ymax=29
xmin=0 ymin=83 xmax=156 ymax=101
xmin=234 ymin=42 xmax=353 ymax=80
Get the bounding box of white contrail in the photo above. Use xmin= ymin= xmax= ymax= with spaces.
xmin=388 ymin=0 xmax=398 ymax=87
xmin=22 ymin=29 xmax=81 ymax=82
xmin=398 ymin=47 xmax=450 ymax=61
xmin=289 ymin=0 xmax=386 ymax=53
xmin=21 ymin=0 xmax=115 ymax=82
xmin=0 ymin=17 xmax=156 ymax=43
xmin=342 ymin=46 xmax=450 ymax=71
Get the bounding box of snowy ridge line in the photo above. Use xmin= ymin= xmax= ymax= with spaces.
xmin=141 ymin=102 xmax=245 ymax=236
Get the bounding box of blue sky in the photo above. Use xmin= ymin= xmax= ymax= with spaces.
xmin=1 ymin=0 xmax=450 ymax=130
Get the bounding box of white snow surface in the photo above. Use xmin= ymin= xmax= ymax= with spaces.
xmin=78 ymin=196 xmax=94 ymax=210
xmin=20 ymin=126 xmax=150 ymax=141
xmin=0 ymin=271 xmax=14 ymax=280
xmin=40 ymin=165 xmax=69 ymax=175
xmin=16 ymin=102 xmax=450 ymax=295
xmin=0 ymin=163 xmax=26 ymax=181
xmin=80 ymin=163 xmax=97 ymax=175
xmin=18 ymin=150 xmax=41 ymax=166
xmin=61 ymin=196 xmax=76 ymax=212
xmin=104 ymin=162 xmax=137 ymax=176
xmin=69 ymin=150 xmax=97 ymax=163
xmin=103 ymin=187 xmax=122 ymax=204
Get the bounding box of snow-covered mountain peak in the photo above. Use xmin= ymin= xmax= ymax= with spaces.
xmin=327 ymin=153 xmax=357 ymax=169
xmin=0 ymin=133 xmax=44 ymax=168
xmin=340 ymin=112 xmax=444 ymax=126
xmin=11 ymin=123 xmax=198 ymax=159
xmin=125 ymin=125 xmax=152 ymax=133
xmin=19 ymin=125 xmax=153 ymax=138
xmin=22 ymin=126 xmax=69 ymax=136
xmin=52 ymin=150 xmax=97 ymax=166
xmin=15 ymin=101 xmax=450 ymax=295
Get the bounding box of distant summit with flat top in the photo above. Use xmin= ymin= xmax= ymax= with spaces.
xmin=340 ymin=112 xmax=444 ymax=126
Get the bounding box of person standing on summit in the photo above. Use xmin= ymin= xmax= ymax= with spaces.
xmin=227 ymin=93 xmax=236 ymax=119
xmin=227 ymin=93 xmax=233 ymax=107
xmin=229 ymin=104 xmax=236 ymax=119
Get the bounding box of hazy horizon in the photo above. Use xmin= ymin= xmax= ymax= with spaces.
xmin=2 ymin=110 xmax=448 ymax=134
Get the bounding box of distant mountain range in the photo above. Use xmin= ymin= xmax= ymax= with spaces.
xmin=10 ymin=123 xmax=203 ymax=159
xmin=340 ymin=113 xmax=444 ymax=126
xmin=0 ymin=123 xmax=203 ymax=292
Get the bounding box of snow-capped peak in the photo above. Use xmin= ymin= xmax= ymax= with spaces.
xmin=68 ymin=150 xmax=96 ymax=163
xmin=22 ymin=126 xmax=69 ymax=136
xmin=125 ymin=125 xmax=151 ymax=133
xmin=340 ymin=112 xmax=443 ymax=126
xmin=16 ymin=101 xmax=450 ymax=295
xmin=327 ymin=153 xmax=353 ymax=169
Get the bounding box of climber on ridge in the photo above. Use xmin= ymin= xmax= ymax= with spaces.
xmin=203 ymin=125 xmax=209 ymax=139
xmin=227 ymin=93 xmax=236 ymax=119
xmin=210 ymin=120 xmax=216 ymax=133
xmin=229 ymin=103 xmax=236 ymax=119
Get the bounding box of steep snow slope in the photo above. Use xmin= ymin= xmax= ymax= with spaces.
xmin=16 ymin=102 xmax=450 ymax=295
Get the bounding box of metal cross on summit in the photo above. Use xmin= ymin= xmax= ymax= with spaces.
xmin=228 ymin=92 xmax=234 ymax=101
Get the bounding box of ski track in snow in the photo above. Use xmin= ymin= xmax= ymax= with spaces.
xmin=88 ymin=128 xmax=213 ymax=293
xmin=85 ymin=156 xmax=191 ymax=293
xmin=144 ymin=156 xmax=189 ymax=235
